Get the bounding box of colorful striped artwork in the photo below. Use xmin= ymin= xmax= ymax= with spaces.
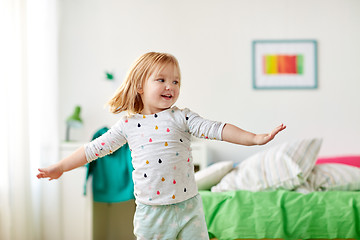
xmin=263 ymin=55 xmax=304 ymax=75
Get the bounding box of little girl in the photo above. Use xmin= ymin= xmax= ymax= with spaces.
xmin=37 ymin=52 xmax=286 ymax=240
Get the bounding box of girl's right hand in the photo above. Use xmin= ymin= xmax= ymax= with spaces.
xmin=37 ymin=164 xmax=64 ymax=180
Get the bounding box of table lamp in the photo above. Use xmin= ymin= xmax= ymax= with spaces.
xmin=66 ymin=105 xmax=83 ymax=142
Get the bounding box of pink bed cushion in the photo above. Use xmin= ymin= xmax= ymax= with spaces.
xmin=316 ymin=156 xmax=360 ymax=168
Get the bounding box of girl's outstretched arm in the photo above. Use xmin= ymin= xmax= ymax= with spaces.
xmin=37 ymin=146 xmax=88 ymax=180
xmin=222 ymin=123 xmax=286 ymax=146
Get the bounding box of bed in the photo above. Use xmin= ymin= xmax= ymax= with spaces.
xmin=200 ymin=190 xmax=360 ymax=240
xmin=194 ymin=138 xmax=360 ymax=240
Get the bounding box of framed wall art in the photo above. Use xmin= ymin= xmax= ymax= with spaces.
xmin=252 ymin=40 xmax=318 ymax=89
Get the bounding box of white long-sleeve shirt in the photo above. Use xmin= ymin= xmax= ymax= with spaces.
xmin=85 ymin=106 xmax=225 ymax=205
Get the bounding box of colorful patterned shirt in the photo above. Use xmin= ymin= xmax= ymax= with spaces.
xmin=84 ymin=106 xmax=225 ymax=205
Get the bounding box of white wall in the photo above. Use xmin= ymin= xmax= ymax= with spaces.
xmin=59 ymin=0 xmax=360 ymax=163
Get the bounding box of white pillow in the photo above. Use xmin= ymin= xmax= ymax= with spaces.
xmin=307 ymin=163 xmax=360 ymax=191
xmin=211 ymin=138 xmax=322 ymax=192
xmin=195 ymin=161 xmax=234 ymax=190
xmin=294 ymin=181 xmax=315 ymax=194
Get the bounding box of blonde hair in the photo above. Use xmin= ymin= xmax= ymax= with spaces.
xmin=107 ymin=52 xmax=181 ymax=115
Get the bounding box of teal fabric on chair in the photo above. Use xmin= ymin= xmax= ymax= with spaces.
xmin=84 ymin=127 xmax=134 ymax=203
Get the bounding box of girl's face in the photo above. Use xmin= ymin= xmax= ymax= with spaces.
xmin=138 ymin=63 xmax=180 ymax=115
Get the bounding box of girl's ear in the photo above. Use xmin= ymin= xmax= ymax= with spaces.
xmin=137 ymin=86 xmax=144 ymax=94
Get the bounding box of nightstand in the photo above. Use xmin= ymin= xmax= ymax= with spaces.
xmin=60 ymin=142 xmax=92 ymax=240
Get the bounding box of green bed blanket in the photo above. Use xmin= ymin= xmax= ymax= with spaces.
xmin=200 ymin=190 xmax=360 ymax=240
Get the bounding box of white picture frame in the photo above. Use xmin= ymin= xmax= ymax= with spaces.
xmin=252 ymin=40 xmax=318 ymax=89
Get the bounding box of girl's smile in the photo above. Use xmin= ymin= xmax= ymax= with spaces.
xmin=161 ymin=94 xmax=173 ymax=99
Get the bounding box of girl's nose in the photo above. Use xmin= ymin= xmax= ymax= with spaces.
xmin=165 ymin=83 xmax=171 ymax=90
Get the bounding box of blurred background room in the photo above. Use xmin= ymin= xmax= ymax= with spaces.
xmin=1 ymin=0 xmax=359 ymax=239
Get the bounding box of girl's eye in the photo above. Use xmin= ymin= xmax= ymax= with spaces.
xmin=173 ymin=80 xmax=179 ymax=85
xmin=157 ymin=79 xmax=164 ymax=82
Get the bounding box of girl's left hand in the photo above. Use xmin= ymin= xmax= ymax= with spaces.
xmin=255 ymin=124 xmax=286 ymax=145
